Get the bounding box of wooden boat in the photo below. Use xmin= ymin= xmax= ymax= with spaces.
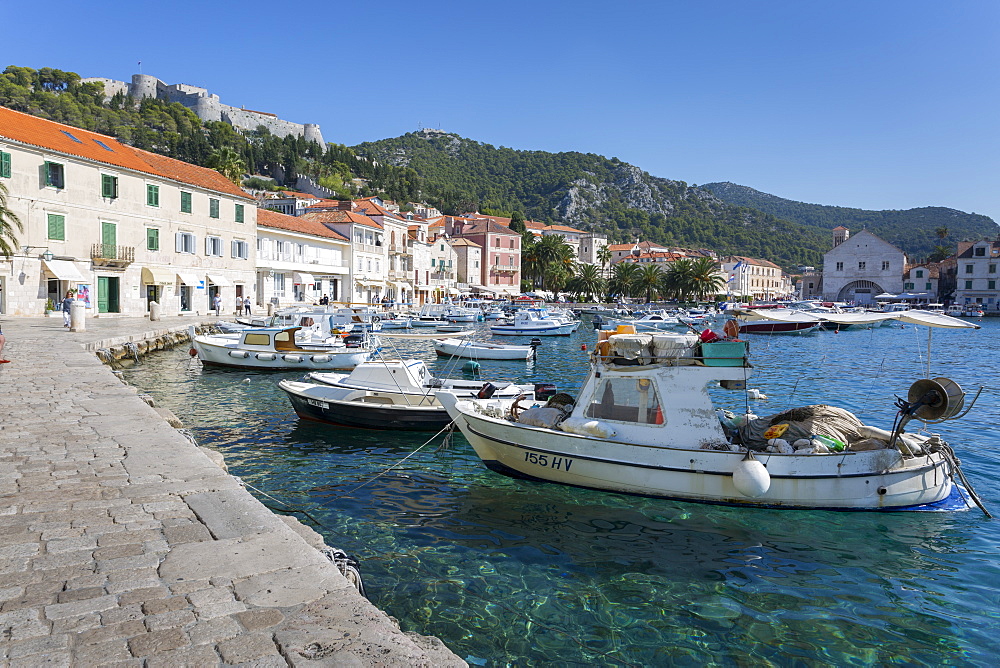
xmin=434 ymin=337 xmax=538 ymax=361
xmin=437 ymin=315 xmax=985 ymax=511
xmin=190 ymin=326 xmax=376 ymax=370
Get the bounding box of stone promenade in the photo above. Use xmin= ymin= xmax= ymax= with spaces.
xmin=0 ymin=315 xmax=464 ymax=666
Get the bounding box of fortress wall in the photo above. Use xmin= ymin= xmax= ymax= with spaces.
xmin=81 ymin=77 xmax=129 ymax=100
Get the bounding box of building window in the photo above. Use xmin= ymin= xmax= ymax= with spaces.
xmin=205 ymin=236 xmax=223 ymax=257
xmin=882 ymin=261 xmax=890 ymax=271
xmin=235 ymin=204 xmax=245 ymax=223
xmin=100 ymin=174 xmax=118 ymax=199
xmin=835 ymin=262 xmax=843 ymax=271
xmin=858 ymin=261 xmax=866 ymax=270
xmin=431 ymin=258 xmax=436 ymax=267
xmin=990 ymin=264 xmax=997 ymax=274
xmin=44 ymin=161 xmax=65 ymax=188
xmin=209 ymin=198 xmax=220 ymax=219
xmin=147 ymin=228 xmax=159 ymax=251
xmin=180 ymin=191 xmax=192 ymax=213
xmin=990 ymin=280 xmax=997 ymax=290
xmin=965 ymin=280 xmax=973 ymax=290
xmin=966 ymin=264 xmax=974 ymax=274
xmin=47 ymin=213 xmax=65 ymax=241
xmin=231 ymin=240 xmax=249 ymax=259
xmin=273 ymin=273 xmax=286 ymax=296
xmin=146 ymin=184 xmax=159 ymax=207
xmin=974 ymin=247 xmax=986 ymax=257
xmin=175 ymin=232 xmax=196 ymax=254
xmin=925 ymin=282 xmax=932 ymax=290
xmin=0 ymin=150 xmax=10 ymax=178
xmin=904 ymin=282 xmax=914 ymax=290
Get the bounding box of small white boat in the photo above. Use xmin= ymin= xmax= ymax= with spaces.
xmin=434 ymin=337 xmax=538 ymax=361
xmin=437 ymin=316 xmax=986 ymax=511
xmin=603 ymin=310 xmax=681 ymax=331
xmin=491 ymin=309 xmax=580 ymax=336
xmin=435 ymin=324 xmax=467 ymax=333
xmin=284 ymin=359 xmax=539 ymax=431
xmin=379 ymin=315 xmax=412 ymax=329
xmin=191 ymin=326 xmax=376 ymax=370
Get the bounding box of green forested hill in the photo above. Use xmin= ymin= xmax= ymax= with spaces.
xmin=353 ymin=132 xmax=831 ymax=269
xmin=699 ymin=182 xmax=997 ymax=260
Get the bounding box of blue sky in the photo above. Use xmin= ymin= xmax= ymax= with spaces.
xmin=7 ymin=0 xmax=999 ymax=223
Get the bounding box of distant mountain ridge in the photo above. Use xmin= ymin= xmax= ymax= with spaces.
xmin=353 ymin=131 xmax=833 ymax=269
xmin=699 ymin=182 xmax=997 ymax=259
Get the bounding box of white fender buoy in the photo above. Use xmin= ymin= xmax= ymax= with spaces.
xmin=732 ymin=451 xmax=771 ymax=498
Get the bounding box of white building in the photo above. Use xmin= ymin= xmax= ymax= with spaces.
xmin=0 ymin=106 xmax=255 ymax=317
xmin=822 ymin=228 xmax=906 ymax=305
xmin=255 ymin=209 xmax=350 ymax=308
xmin=721 ymin=256 xmax=785 ymax=301
xmin=952 ymin=239 xmax=1000 ymax=310
xmin=300 ymin=204 xmax=386 ymax=306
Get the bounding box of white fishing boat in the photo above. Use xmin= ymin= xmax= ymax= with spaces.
xmin=434 ymin=337 xmax=538 ymax=361
xmin=602 ymin=310 xmax=681 ymax=331
xmin=490 ymin=309 xmax=580 ymax=336
xmin=281 ymin=359 xmax=544 ymax=431
xmin=378 ymin=314 xmax=412 ymax=329
xmin=190 ymin=326 xmax=376 ymax=370
xmin=437 ymin=314 xmax=987 ymax=512
xmin=731 ymin=309 xmax=822 ymax=334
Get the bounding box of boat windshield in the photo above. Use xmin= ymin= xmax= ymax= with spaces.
xmin=586 ymin=377 xmax=663 ymax=425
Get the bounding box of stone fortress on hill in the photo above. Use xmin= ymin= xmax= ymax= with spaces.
xmin=82 ymin=73 xmax=324 ymax=145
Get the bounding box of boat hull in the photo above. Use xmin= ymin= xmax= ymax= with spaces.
xmin=281 ymin=382 xmax=451 ymax=430
xmin=490 ymin=323 xmax=578 ymax=336
xmin=737 ymin=321 xmax=820 ymax=334
xmin=434 ymin=339 xmax=533 ymax=360
xmin=192 ymin=338 xmax=372 ymax=370
xmin=445 ymin=404 xmax=954 ymax=510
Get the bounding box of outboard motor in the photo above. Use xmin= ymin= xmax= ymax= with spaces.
xmin=534 ymin=383 xmax=558 ymax=401
xmin=592 ymin=315 xmax=603 ymax=330
xmin=529 ymin=338 xmax=542 ymax=359
xmin=477 ymin=382 xmax=497 ymax=399
xmin=343 ymin=334 xmax=364 ymax=348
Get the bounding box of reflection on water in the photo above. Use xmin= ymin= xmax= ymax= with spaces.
xmin=124 ymin=318 xmax=1000 ymax=666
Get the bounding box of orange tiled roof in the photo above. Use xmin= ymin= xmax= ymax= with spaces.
xmin=544 ymin=224 xmax=585 ymax=234
xmin=301 ymin=210 xmax=382 ymax=230
xmin=0 ymin=106 xmax=251 ymax=200
xmin=607 ymin=244 xmax=635 ymax=251
xmin=258 ymin=209 xmax=349 ymax=242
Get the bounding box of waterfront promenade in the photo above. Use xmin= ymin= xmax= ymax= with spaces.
xmin=0 ymin=315 xmax=464 ymax=666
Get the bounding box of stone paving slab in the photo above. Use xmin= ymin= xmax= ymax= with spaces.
xmin=0 ymin=316 xmax=465 ymax=666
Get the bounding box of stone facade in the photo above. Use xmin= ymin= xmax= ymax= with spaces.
xmin=0 ymin=108 xmax=256 ymax=317
xmin=82 ymin=74 xmax=324 ymax=145
xmin=822 ymin=229 xmax=906 ymax=305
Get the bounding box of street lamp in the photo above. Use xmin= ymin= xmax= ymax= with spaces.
xmin=21 ymin=245 xmax=53 ymax=260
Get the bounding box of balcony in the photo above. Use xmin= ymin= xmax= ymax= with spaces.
xmin=388 ymin=269 xmax=409 ymax=281
xmin=490 ymin=265 xmax=518 ymax=275
xmin=389 ymin=243 xmax=411 ymax=255
xmin=431 ymin=270 xmax=454 ymax=280
xmin=91 ymin=243 xmax=134 ymax=268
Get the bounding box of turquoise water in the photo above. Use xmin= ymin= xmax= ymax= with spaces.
xmin=123 ymin=318 xmax=1000 ymax=666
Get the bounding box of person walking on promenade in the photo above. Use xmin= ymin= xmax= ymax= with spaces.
xmin=62 ymin=291 xmax=74 ymax=328
xmin=244 ymin=296 xmax=252 ymax=316
xmin=213 ymin=293 xmax=222 ymax=316
xmin=0 ymin=323 xmax=8 ymax=363
xmin=236 ymin=295 xmax=244 ymax=316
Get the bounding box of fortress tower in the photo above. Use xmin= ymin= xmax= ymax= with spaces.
xmin=82 ymin=73 xmax=324 ymax=146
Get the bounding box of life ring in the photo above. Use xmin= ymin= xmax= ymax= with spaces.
xmin=509 ymin=393 xmax=529 ymax=420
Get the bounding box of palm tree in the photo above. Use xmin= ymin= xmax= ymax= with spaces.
xmin=608 ymin=261 xmax=639 ymax=301
xmin=570 ymin=264 xmax=605 ymax=302
xmin=0 ymin=181 xmax=23 ymax=258
xmin=689 ymin=257 xmax=726 ymax=302
xmin=636 ymin=264 xmax=663 ymax=303
xmin=661 ymin=258 xmax=695 ymax=301
xmin=534 ymin=235 xmax=574 ymax=291
xmin=596 ymin=245 xmax=612 ymax=277
xmin=206 ymin=147 xmax=248 ymax=185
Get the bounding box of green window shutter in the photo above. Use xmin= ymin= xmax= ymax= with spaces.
xmin=102 ymin=174 xmax=118 ymax=198
xmin=235 ymin=204 xmax=244 ymax=223
xmin=47 ymin=213 xmax=65 ymax=241
xmin=45 ymin=162 xmax=64 ymax=188
xmin=147 ymin=184 xmax=159 ymax=207
xmin=210 ymin=198 xmax=219 ymax=219
xmin=147 ymin=228 xmax=159 ymax=251
xmin=0 ymin=151 xmax=10 ymax=178
xmin=180 ymin=191 xmax=192 ymax=213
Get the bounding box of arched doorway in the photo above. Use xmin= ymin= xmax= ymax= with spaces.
xmin=837 ymin=280 xmax=884 ymax=305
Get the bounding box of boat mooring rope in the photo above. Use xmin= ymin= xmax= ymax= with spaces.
xmin=940 ymin=444 xmax=992 ymax=518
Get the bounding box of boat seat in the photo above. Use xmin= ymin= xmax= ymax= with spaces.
xmin=361 ymin=396 xmax=394 ymax=404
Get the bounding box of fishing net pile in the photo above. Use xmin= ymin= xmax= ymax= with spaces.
xmin=738 ymin=405 xmax=864 ymax=451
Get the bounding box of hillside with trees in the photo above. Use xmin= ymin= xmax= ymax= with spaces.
xmin=699 ymin=182 xmax=998 ymax=260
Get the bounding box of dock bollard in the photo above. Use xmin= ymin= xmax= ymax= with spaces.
xmin=149 ymin=301 xmax=161 ymax=321
xmin=69 ymin=300 xmax=86 ymax=332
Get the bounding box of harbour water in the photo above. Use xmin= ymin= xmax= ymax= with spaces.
xmin=122 ymin=316 xmax=1000 ymax=666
